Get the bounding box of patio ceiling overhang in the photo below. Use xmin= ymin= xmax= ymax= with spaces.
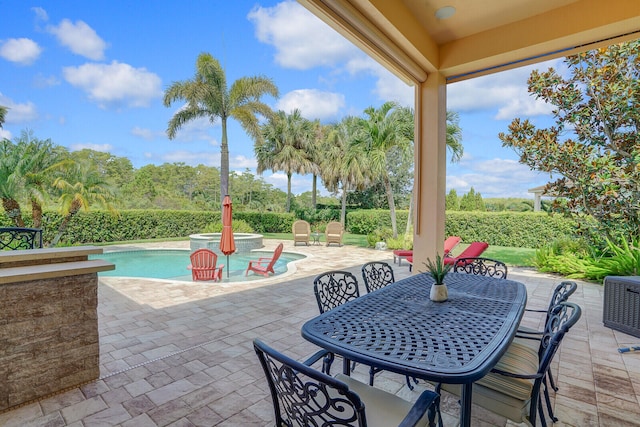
xmin=298 ymin=0 xmax=640 ymax=267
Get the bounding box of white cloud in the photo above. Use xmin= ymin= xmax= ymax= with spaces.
xmin=448 ymin=59 xmax=562 ymax=120
xmin=70 ymin=143 xmax=113 ymax=152
xmin=0 ymin=129 xmax=12 ymax=140
xmin=248 ymin=1 xmax=358 ymax=70
xmin=161 ymin=150 xmax=219 ymax=166
xmin=32 ymin=7 xmax=48 ymax=22
xmin=276 ymin=89 xmax=345 ymax=120
xmin=447 ymin=158 xmax=547 ymax=198
xmin=164 ymin=112 xmax=219 ymax=144
xmin=0 ymin=94 xmax=38 ymax=123
xmin=131 ymin=126 xmax=162 ymax=141
xmin=63 ymin=61 xmax=162 ymax=108
xmin=0 ymin=38 xmax=42 ymax=65
xmin=47 ymin=19 xmax=107 ymax=60
xmin=232 ymin=154 xmax=257 ymax=169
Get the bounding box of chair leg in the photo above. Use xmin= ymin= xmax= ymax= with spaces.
xmin=322 ymin=352 xmax=335 ymax=375
xmin=542 ymin=376 xmax=559 ymax=423
xmin=547 ymin=368 xmax=559 ymax=392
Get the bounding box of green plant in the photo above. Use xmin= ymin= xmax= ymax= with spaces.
xmin=203 ymin=219 xmax=254 ymax=233
xmin=423 ymin=253 xmax=453 ymax=285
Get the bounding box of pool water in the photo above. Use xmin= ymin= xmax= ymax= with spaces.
xmin=90 ymin=249 xmax=305 ymax=282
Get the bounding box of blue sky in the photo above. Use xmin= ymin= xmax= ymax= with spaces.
xmin=0 ymin=0 xmax=561 ymax=199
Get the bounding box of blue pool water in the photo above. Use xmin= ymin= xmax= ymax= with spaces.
xmin=90 ymin=249 xmax=305 ymax=282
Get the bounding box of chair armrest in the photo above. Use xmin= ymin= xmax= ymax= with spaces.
xmin=217 ymin=264 xmax=225 ymax=271
xmin=525 ymin=308 xmax=547 ymax=313
xmin=303 ymin=349 xmax=332 ymax=366
xmin=399 ymin=389 xmax=439 ymax=427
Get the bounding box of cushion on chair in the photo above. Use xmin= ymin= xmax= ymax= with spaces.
xmin=439 ymin=339 xmax=538 ymax=423
xmin=335 ymin=374 xmax=430 ymax=427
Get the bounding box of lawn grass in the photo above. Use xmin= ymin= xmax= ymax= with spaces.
xmin=263 ymin=233 xmax=536 ymax=267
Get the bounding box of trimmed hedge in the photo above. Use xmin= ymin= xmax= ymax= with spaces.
xmin=4 ymin=209 xmax=295 ymax=246
xmin=346 ymin=209 xmax=578 ymax=249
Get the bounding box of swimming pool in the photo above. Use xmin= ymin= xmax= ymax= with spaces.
xmin=90 ymin=249 xmax=306 ymax=282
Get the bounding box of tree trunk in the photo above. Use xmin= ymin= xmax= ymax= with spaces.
xmin=383 ymin=174 xmax=398 ymax=238
xmin=31 ymin=199 xmax=43 ymax=229
xmin=2 ymin=198 xmax=24 ymax=227
xmin=286 ymin=173 xmax=292 ymax=212
xmin=312 ymin=174 xmax=317 ymax=209
xmin=220 ymin=117 xmax=229 ymax=209
xmin=405 ymin=189 xmax=413 ymax=236
xmin=49 ymin=200 xmax=81 ymax=247
xmin=341 ymin=183 xmax=347 ymax=226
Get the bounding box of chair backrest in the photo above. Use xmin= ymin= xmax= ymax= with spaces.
xmin=314 ymin=271 xmax=360 ymax=314
xmin=453 ymin=257 xmax=508 ymax=279
xmin=254 ymin=339 xmax=367 ymax=426
xmin=0 ymin=227 xmax=43 ymax=250
xmin=325 ymin=221 xmax=343 ymax=235
xmin=443 ymin=236 xmax=461 ymax=255
xmin=548 ymin=281 xmax=578 ymax=313
xmin=445 ymin=241 xmax=489 ymax=265
xmin=361 ymin=261 xmax=395 ymax=293
xmin=267 ymin=243 xmax=284 ymax=270
xmin=190 ymin=248 xmax=218 ymax=268
xmin=292 ymin=220 xmax=310 ymax=234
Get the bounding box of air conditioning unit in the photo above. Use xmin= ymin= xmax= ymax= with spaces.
xmin=603 ymin=276 xmax=640 ymax=338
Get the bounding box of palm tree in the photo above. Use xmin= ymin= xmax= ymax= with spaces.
xmin=353 ymin=102 xmax=413 ymax=238
xmin=256 ymin=109 xmax=315 ymax=212
xmin=0 ymin=105 xmax=7 ymax=128
xmin=321 ymin=117 xmax=369 ymax=225
xmin=163 ymin=53 xmax=278 ymax=205
xmin=49 ymin=160 xmax=117 ymax=247
xmin=0 ymin=139 xmax=26 ymax=226
xmin=446 ymin=110 xmax=464 ymax=162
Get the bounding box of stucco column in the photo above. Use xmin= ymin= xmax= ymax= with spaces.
xmin=412 ymin=72 xmax=447 ymax=272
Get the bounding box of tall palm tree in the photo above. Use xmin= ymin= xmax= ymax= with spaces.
xmin=256 ymin=109 xmax=315 ymax=212
xmin=0 ymin=139 xmax=26 ymax=226
xmin=0 ymin=105 xmax=7 ymax=128
xmin=49 ymin=160 xmax=117 ymax=247
xmin=353 ymin=102 xmax=413 ymax=238
xmin=446 ymin=110 xmax=464 ymax=162
xmin=321 ymin=117 xmax=369 ymax=225
xmin=164 ymin=53 xmax=278 ymax=205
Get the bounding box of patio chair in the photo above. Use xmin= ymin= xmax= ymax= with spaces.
xmin=362 ymin=261 xmax=395 ymax=292
xmin=453 ymin=257 xmax=508 ymax=279
xmin=438 ymin=302 xmax=582 ymax=427
xmin=325 ymin=221 xmax=344 ymax=246
xmin=254 ymin=339 xmax=441 ymax=427
xmin=443 ymin=241 xmax=489 ymax=265
xmin=245 ymin=243 xmax=284 ymax=277
xmin=313 ymin=271 xmax=361 ymax=375
xmin=517 ymin=281 xmax=578 ymax=402
xmin=393 ymin=236 xmax=461 ymax=266
xmin=187 ymin=249 xmax=224 ymax=282
xmin=292 ymin=220 xmax=311 ymax=246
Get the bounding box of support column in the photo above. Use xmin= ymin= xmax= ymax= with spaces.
xmin=413 ymin=72 xmax=447 ymax=271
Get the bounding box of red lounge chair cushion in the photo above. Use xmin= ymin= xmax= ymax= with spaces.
xmin=444 ymin=242 xmax=489 ymax=265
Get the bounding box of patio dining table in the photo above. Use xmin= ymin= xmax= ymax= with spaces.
xmin=301 ymin=271 xmax=527 ymax=427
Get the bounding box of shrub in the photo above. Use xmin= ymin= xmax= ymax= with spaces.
xmin=203 ymin=219 xmax=254 ymax=233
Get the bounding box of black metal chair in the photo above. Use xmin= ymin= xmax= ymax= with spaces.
xmin=360 ymin=262 xmax=420 ymax=390
xmin=0 ymin=227 xmax=43 ymax=250
xmin=438 ymin=302 xmax=582 ymax=427
xmin=361 ymin=261 xmax=395 ymax=292
xmin=517 ymin=281 xmax=578 ymax=404
xmin=313 ymin=271 xmax=360 ymax=375
xmin=453 ymin=257 xmax=508 ymax=279
xmin=254 ymin=339 xmax=441 ymax=427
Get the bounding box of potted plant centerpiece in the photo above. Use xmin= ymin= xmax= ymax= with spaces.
xmin=423 ymin=253 xmax=452 ymax=302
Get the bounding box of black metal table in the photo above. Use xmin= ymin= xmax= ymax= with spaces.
xmin=301 ymin=272 xmax=527 ymax=427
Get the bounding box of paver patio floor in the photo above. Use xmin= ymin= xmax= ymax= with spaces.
xmin=1 ymin=240 xmax=639 ymax=426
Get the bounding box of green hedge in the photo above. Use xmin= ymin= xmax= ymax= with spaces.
xmin=346 ymin=210 xmax=578 ymax=248
xmin=4 ymin=209 xmax=296 ymax=246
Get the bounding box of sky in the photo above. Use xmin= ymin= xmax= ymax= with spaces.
xmin=0 ymin=0 xmax=563 ymax=200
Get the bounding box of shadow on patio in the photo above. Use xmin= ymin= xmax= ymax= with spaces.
xmin=1 ymin=240 xmax=639 ymax=426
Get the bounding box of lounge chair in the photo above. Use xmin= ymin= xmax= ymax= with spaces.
xmin=444 ymin=241 xmax=489 ymax=265
xmin=394 ymin=236 xmax=461 ymax=266
xmin=292 ymin=220 xmax=311 ymax=246
xmin=187 ymin=248 xmax=224 ymax=282
xmin=245 ymin=243 xmax=284 ymax=277
xmin=325 ymin=221 xmax=344 ymax=246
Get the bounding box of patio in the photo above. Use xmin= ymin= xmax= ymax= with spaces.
xmin=1 ymin=240 xmax=639 ymax=426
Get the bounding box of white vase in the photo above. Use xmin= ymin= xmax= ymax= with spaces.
xmin=430 ymin=283 xmax=448 ymax=302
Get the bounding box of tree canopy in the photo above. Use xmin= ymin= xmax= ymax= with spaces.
xmin=499 ymin=40 xmax=640 ymax=241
